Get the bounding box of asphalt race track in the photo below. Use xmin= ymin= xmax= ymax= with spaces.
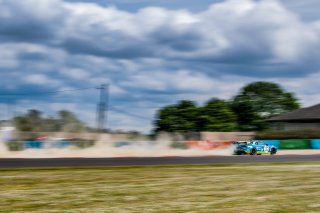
xmin=0 ymin=155 xmax=320 ymax=168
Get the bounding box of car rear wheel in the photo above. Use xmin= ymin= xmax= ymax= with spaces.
xmin=250 ymin=148 xmax=256 ymax=155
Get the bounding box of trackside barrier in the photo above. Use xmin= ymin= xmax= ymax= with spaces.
xmin=6 ymin=140 xmax=91 ymax=150
xmin=7 ymin=139 xmax=320 ymax=151
xmin=47 ymin=140 xmax=71 ymax=148
xmin=24 ymin=140 xmax=44 ymax=149
xmin=113 ymin=141 xmax=133 ymax=147
xmin=113 ymin=141 xmax=158 ymax=148
xmin=185 ymin=141 xmax=233 ymax=150
xmin=186 ymin=139 xmax=320 ymax=150
xmin=310 ymin=139 xmax=320 ymax=149
xmin=170 ymin=141 xmax=188 ymax=149
xmin=24 ymin=140 xmax=72 ymax=149
xmin=279 ymin=139 xmax=311 ymax=150
xmin=261 ymin=139 xmax=320 ymax=150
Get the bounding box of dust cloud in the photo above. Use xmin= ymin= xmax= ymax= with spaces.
xmin=0 ymin=141 xmax=234 ymax=158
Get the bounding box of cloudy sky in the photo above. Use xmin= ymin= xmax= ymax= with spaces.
xmin=1 ymin=0 xmax=320 ymax=133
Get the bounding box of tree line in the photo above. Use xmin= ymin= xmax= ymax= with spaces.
xmin=153 ymin=81 xmax=300 ymax=132
xmin=14 ymin=110 xmax=86 ymax=132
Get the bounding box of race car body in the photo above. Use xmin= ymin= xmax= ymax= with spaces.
xmin=233 ymin=141 xmax=277 ymax=155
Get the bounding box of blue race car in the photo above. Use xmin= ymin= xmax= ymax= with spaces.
xmin=233 ymin=141 xmax=277 ymax=155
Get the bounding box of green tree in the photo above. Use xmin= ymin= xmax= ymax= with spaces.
xmin=13 ymin=109 xmax=86 ymax=132
xmin=199 ymin=98 xmax=237 ymax=131
xmin=57 ymin=110 xmax=85 ymax=132
xmin=14 ymin=116 xmax=32 ymax=131
xmin=154 ymin=99 xmax=237 ymax=132
xmin=154 ymin=100 xmax=199 ymax=132
xmin=231 ymin=81 xmax=300 ymax=131
xmin=27 ymin=109 xmax=43 ymax=131
xmin=14 ymin=109 xmax=43 ymax=132
xmin=42 ymin=117 xmax=60 ymax=132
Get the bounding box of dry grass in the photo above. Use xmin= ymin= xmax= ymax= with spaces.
xmin=1 ymin=163 xmax=320 ymax=212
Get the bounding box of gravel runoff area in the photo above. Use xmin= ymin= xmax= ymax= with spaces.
xmin=1 ymin=162 xmax=320 ymax=212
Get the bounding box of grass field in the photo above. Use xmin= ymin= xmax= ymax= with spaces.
xmin=1 ymin=162 xmax=320 ymax=213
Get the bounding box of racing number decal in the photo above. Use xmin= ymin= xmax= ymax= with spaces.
xmin=264 ymin=145 xmax=269 ymax=152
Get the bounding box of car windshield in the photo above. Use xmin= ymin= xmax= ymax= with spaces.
xmin=236 ymin=141 xmax=250 ymax=145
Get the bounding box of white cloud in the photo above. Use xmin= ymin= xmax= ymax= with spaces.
xmin=1 ymin=0 xmax=320 ymax=68
xmin=1 ymin=0 xmax=320 ymax=132
xmin=0 ymin=49 xmax=18 ymax=68
xmin=24 ymin=74 xmax=61 ymax=86
xmin=124 ymin=69 xmax=241 ymax=92
xmin=60 ymin=68 xmax=90 ymax=80
xmin=272 ymin=71 xmax=320 ymax=107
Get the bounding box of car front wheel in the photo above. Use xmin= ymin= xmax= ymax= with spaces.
xmin=270 ymin=148 xmax=277 ymax=155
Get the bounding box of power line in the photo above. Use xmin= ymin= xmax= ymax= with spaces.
xmin=109 ymin=106 xmax=150 ymax=121
xmin=0 ymin=84 xmax=152 ymax=129
xmin=0 ymin=87 xmax=96 ymax=97
xmin=0 ymin=86 xmax=98 ymax=122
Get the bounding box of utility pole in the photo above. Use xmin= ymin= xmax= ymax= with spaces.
xmin=96 ymin=84 xmax=109 ymax=132
xmin=7 ymin=99 xmax=10 ymax=121
xmin=12 ymin=100 xmax=16 ymax=118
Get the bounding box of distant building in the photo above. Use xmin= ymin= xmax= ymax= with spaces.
xmin=267 ymin=104 xmax=320 ymax=130
xmin=0 ymin=120 xmax=15 ymax=142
